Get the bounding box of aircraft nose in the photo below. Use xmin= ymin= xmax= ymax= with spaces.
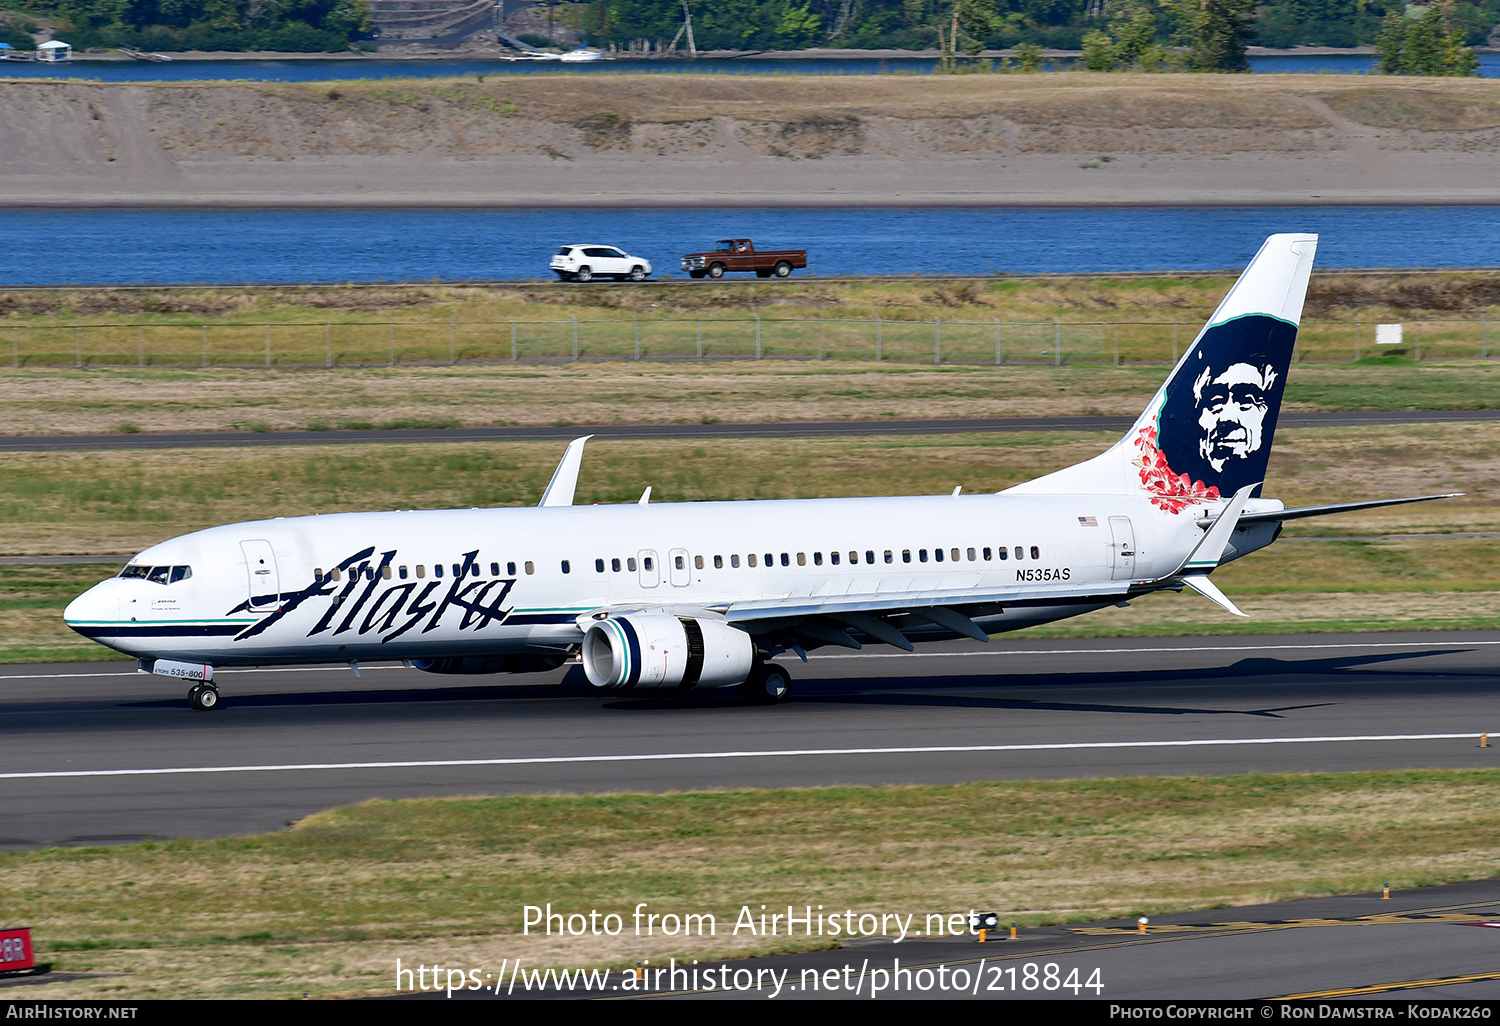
xmin=64 ymin=582 xmax=118 ymax=633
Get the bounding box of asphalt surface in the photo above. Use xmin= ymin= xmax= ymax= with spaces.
xmin=1 ymin=409 xmax=1496 ymax=452
xmin=432 ymin=878 xmax=1500 ymax=1001
xmin=2 ymin=631 xmax=1498 ymax=850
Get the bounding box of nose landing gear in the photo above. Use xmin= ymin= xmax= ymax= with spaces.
xmin=188 ymin=682 xmax=221 ymax=711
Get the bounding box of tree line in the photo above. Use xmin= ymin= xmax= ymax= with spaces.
xmin=3 ymin=0 xmax=372 ymax=51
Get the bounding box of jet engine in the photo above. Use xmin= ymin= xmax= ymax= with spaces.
xmin=582 ymin=614 xmax=754 ymax=689
xmin=410 ymin=654 xmax=567 ymax=675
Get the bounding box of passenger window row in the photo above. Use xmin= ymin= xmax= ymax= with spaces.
xmin=315 ymin=560 xmax=538 ymax=584
xmin=589 ymin=545 xmax=1042 ymax=573
xmin=118 ymin=564 xmax=193 ymax=585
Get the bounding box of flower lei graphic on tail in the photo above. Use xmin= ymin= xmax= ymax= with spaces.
xmin=1133 ymin=424 xmax=1220 ymax=514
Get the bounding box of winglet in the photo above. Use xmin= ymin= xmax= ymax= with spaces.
xmin=539 ymin=436 xmax=592 ymax=508
xmin=1178 ymin=483 xmax=1257 ymax=575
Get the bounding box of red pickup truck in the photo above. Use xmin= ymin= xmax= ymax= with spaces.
xmin=681 ymin=239 xmax=808 ymax=279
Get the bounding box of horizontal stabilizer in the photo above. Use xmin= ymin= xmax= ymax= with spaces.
xmin=1217 ymin=493 xmax=1465 ymax=526
xmin=1178 ymin=483 xmax=1257 ymax=574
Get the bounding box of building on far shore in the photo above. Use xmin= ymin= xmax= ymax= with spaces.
xmin=36 ymin=39 xmax=70 ymax=61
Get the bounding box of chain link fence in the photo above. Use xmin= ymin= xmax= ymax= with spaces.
xmin=5 ymin=316 xmax=1496 ymax=369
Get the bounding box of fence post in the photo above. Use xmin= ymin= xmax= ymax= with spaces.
xmin=572 ymin=316 xmax=579 ymax=362
xmin=754 ymin=313 xmax=761 ymax=360
xmin=202 ymin=324 xmax=208 ymax=368
xmin=326 ymin=323 xmax=333 ymax=368
xmin=1054 ymin=320 xmax=1061 ymax=367
xmin=1113 ymin=323 xmax=1119 ymax=366
xmin=696 ymin=320 xmax=702 ymax=359
xmin=76 ymin=326 xmax=81 ymax=369
xmin=876 ymin=315 xmax=882 ymax=362
xmin=995 ymin=317 xmax=1001 ymax=366
xmin=511 ymin=318 xmax=517 ymax=362
xmin=138 ymin=325 xmax=144 ymax=368
xmin=934 ymin=316 xmax=940 ymax=365
xmin=449 ymin=318 xmax=456 ymax=364
xmin=634 ymin=317 xmax=641 ymax=360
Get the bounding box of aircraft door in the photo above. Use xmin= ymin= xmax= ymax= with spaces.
xmin=1108 ymin=517 xmax=1136 ymax=580
xmin=669 ymin=548 xmax=691 ymax=587
xmin=638 ymin=549 xmax=660 ymax=588
xmin=241 ymin=539 xmax=281 ymax=611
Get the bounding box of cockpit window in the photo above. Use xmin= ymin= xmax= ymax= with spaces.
xmin=121 ymin=564 xmax=192 ymax=584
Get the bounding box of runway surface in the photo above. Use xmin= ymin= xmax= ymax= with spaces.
xmin=2 ymin=630 xmax=1498 ymax=850
xmin=0 ymin=409 xmax=1494 ymax=452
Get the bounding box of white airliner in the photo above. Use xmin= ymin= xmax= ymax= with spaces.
xmin=64 ymin=234 xmax=1457 ymax=710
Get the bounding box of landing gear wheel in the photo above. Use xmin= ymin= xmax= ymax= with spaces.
xmin=738 ymin=663 xmax=790 ymax=705
xmin=188 ymin=683 xmax=220 ymax=711
xmin=629 ymin=265 xmax=646 ymax=281
xmin=707 ymin=263 xmax=726 ymax=279
xmin=576 ymin=266 xmax=593 ymax=282
xmin=774 ymin=261 xmax=793 ymax=278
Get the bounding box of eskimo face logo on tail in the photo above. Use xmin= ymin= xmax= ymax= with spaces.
xmin=1145 ymin=314 xmax=1298 ymax=509
xmin=1193 ymin=361 xmax=1276 ymax=472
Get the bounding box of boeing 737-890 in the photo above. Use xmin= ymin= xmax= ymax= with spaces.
xmin=64 ymin=234 xmax=1457 ymax=710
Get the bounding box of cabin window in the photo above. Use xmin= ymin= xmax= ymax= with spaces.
xmin=490 ymin=562 xmax=500 ymax=576
xmin=766 ymin=553 xmax=774 ymax=567
xmin=434 ymin=565 xmax=444 ymax=579
xmin=884 ymin=550 xmax=893 ymax=564
xmin=934 ymin=548 xmax=944 ymax=563
xmin=747 ymin=554 xmax=757 ymax=568
xmin=996 ymin=548 xmax=1007 ymax=561
xmin=364 ymin=566 xmax=375 ymax=581
xmin=902 ymin=549 xmax=911 ymax=564
xmin=781 ymin=553 xmax=790 ymax=567
xmin=381 ymin=565 xmax=392 ymax=580
xmin=562 ymin=560 xmax=571 ymax=574
xmin=966 ymin=548 xmax=976 ymax=561
xmin=170 ymin=565 xmax=192 ymax=583
xmin=612 ymin=558 xmax=621 ymax=572
xmin=918 ymin=549 xmax=928 ymax=563
xmin=695 ymin=555 xmax=705 ymax=570
xmin=643 ymin=556 xmax=654 ymax=571
xmin=1031 ymin=546 xmax=1040 ymax=559
xmin=797 ymin=553 xmax=807 ymax=566
xmin=595 ymin=558 xmax=605 ymax=573
xmin=953 ymin=548 xmax=962 ymax=562
xmin=525 ymin=561 xmax=535 ymax=575
xmin=982 ymin=547 xmax=991 ymax=560
xmin=675 ymin=555 xmax=685 ymax=570
xmin=1015 ymin=546 xmax=1024 ymax=560
xmin=866 ymin=550 xmax=875 ymax=564
xmin=812 ymin=552 xmax=822 ymax=566
xmin=314 ymin=567 xmax=324 ymax=581
xmin=507 ymin=561 xmax=516 ymax=576
xmin=397 ymin=566 xmax=408 ymax=579
xmin=472 ymin=564 xmax=480 ymax=577
xmin=731 ymin=554 xmax=740 ymax=568
xmin=627 ymin=557 xmax=637 ymax=572
xmin=415 ymin=565 xmax=425 ymax=578
xmin=712 ymin=555 xmax=722 ymax=569
xmin=453 ymin=563 xmax=462 ymax=578
xmin=830 ymin=551 xmax=840 ymax=565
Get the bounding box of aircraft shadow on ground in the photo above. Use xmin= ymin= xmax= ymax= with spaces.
xmin=25 ymin=646 xmax=1481 ymax=718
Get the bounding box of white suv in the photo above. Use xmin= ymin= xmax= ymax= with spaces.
xmin=550 ymin=245 xmax=652 ymax=282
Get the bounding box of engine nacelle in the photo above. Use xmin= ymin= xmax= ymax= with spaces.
xmin=582 ymin=614 xmax=754 ymax=690
xmin=411 ymin=654 xmax=567 ymax=675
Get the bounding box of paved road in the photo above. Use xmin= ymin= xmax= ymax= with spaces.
xmin=432 ymin=878 xmax=1500 ymax=1001
xmin=0 ymin=410 xmax=1495 ymax=452
xmin=2 ymin=631 xmax=1497 ymax=849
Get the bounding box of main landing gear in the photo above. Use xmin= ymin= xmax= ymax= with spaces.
xmin=188 ymin=682 xmax=220 ymax=711
xmin=738 ymin=663 xmax=791 ymax=705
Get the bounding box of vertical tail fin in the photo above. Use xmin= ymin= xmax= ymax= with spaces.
xmin=1006 ymin=233 xmax=1318 ymax=512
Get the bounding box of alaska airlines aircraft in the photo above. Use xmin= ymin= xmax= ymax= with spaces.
xmin=64 ymin=234 xmax=1457 ymax=710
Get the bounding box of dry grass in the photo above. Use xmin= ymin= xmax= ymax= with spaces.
xmin=8 ymin=771 xmax=1500 ymax=998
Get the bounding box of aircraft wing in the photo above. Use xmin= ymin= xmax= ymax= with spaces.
xmin=1201 ymin=493 xmax=1463 ymax=527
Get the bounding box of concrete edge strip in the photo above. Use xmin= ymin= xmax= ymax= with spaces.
xmin=2 ymin=732 xmax=1492 ymax=780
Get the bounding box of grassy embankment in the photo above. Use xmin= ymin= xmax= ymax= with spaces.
xmin=6 ymin=770 xmax=1500 ymax=998
xmin=6 ymin=418 xmax=1494 ymax=662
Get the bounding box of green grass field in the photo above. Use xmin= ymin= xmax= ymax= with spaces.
xmin=8 ymin=771 xmax=1500 ymax=998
